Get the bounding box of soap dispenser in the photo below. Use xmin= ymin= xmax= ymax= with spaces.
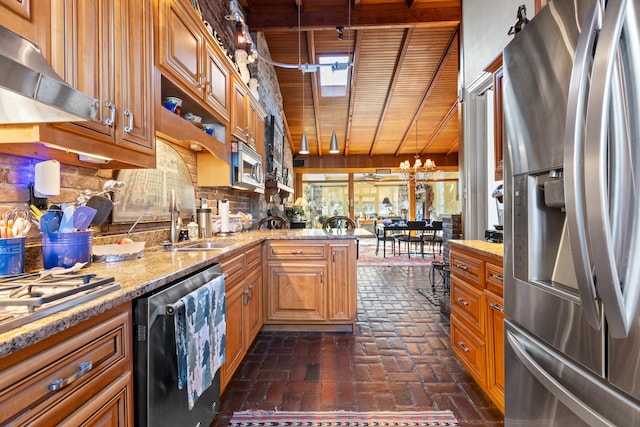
xmin=187 ymin=216 xmax=199 ymax=240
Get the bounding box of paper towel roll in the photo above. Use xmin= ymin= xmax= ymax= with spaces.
xmin=34 ymin=160 xmax=60 ymax=197
xmin=219 ymin=199 xmax=230 ymax=233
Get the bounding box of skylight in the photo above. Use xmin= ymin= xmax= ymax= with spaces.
xmin=318 ymin=55 xmax=349 ymax=97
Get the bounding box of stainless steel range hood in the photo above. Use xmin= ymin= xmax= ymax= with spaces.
xmin=0 ymin=25 xmax=99 ymax=124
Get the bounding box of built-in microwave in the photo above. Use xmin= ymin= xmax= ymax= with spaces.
xmin=231 ymin=141 xmax=264 ymax=193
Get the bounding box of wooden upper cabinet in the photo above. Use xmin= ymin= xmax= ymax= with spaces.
xmin=48 ymin=0 xmax=155 ymax=166
xmin=156 ymin=0 xmax=230 ymax=122
xmin=484 ymin=53 xmax=504 ymax=181
xmin=205 ymin=40 xmax=230 ymax=122
xmin=232 ymin=78 xmax=250 ymax=142
xmin=157 ymin=0 xmax=204 ymax=96
xmin=0 ymin=0 xmax=45 ymax=49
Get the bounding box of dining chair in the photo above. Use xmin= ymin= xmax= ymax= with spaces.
xmin=373 ymin=219 xmax=397 ymax=257
xmin=321 ymin=215 xmax=356 ymax=231
xmin=257 ymin=216 xmax=289 ymax=230
xmin=322 ymin=216 xmax=359 ymax=258
xmin=423 ymin=220 xmax=443 ymax=256
xmin=395 ymin=220 xmax=428 ymax=258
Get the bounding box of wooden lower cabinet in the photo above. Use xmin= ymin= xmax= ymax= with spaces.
xmin=0 ymin=303 xmax=134 ymax=426
xmin=264 ymin=240 xmax=356 ymax=332
xmin=220 ymin=243 xmax=263 ymax=392
xmin=484 ymin=289 xmax=505 ymax=412
xmin=450 ymin=245 xmax=505 ymax=412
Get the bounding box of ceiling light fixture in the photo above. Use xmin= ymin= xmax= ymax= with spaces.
xmin=225 ymin=1 xmax=352 ymax=73
xmin=399 ymin=120 xmax=436 ymax=186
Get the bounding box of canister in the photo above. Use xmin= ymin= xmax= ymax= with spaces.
xmin=196 ymin=208 xmax=212 ymax=239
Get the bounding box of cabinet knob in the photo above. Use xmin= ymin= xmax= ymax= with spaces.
xmin=247 ymin=284 xmax=253 ymax=300
xmin=456 ymin=263 xmax=468 ymax=271
xmin=492 ymin=273 xmax=503 ymax=281
xmin=456 ymin=297 xmax=469 ymax=306
xmin=243 ymin=289 xmax=249 ymax=305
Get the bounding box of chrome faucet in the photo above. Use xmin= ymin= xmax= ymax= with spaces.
xmin=169 ymin=190 xmax=181 ymax=244
xmin=127 ymin=212 xmax=155 ymax=239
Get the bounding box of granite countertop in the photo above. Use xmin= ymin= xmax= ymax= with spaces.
xmin=448 ymin=239 xmax=504 ymax=263
xmin=0 ymin=228 xmax=372 ymax=358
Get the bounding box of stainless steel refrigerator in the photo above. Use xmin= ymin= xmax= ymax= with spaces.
xmin=503 ymin=0 xmax=640 ymax=425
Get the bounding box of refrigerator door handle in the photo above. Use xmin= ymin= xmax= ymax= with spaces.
xmin=507 ymin=330 xmax=612 ymax=427
xmin=585 ymin=0 xmax=640 ymax=338
xmin=563 ymin=0 xmax=602 ymax=330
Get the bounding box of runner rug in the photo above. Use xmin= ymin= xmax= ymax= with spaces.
xmin=228 ymin=410 xmax=460 ymax=426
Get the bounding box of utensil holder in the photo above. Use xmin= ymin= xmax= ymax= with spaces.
xmin=42 ymin=231 xmax=93 ymax=269
xmin=0 ymin=237 xmax=26 ymax=275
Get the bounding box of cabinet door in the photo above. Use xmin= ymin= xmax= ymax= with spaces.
xmin=221 ymin=280 xmax=247 ymax=391
xmin=485 ymin=291 xmax=506 ymax=412
xmin=232 ymin=80 xmax=249 ymax=141
xmin=57 ymin=372 xmax=133 ymax=426
xmin=451 ymin=313 xmax=486 ymax=387
xmin=157 ymin=0 xmax=203 ymax=97
xmin=245 ymin=268 xmax=263 ymax=345
xmin=58 ymin=0 xmax=115 ymax=141
xmin=205 ymin=40 xmax=230 ymax=122
xmin=328 ymin=243 xmax=356 ymax=322
xmin=266 ymin=263 xmax=327 ymax=322
xmin=116 ymin=0 xmax=154 ymax=151
xmin=0 ymin=0 xmax=50 ymax=53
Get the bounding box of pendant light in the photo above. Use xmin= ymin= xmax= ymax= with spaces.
xmin=298 ymin=2 xmax=309 ymax=155
xmin=329 ymin=131 xmax=339 ymax=153
xmin=328 ymin=72 xmax=340 ymax=154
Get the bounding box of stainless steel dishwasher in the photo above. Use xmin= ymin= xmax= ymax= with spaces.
xmin=133 ymin=263 xmax=223 ymax=427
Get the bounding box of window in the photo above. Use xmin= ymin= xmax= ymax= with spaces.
xmin=318 ymin=55 xmax=349 ymax=97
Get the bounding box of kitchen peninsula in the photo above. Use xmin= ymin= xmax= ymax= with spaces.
xmin=0 ymin=229 xmax=368 ymax=424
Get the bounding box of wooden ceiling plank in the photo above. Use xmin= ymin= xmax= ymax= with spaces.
xmin=308 ymin=30 xmax=324 ymax=157
xmin=393 ymin=26 xmax=457 ymax=156
xmin=344 ymin=30 xmax=362 ymax=156
xmin=247 ymin=6 xmax=461 ymax=31
xmin=369 ymin=27 xmax=412 ymax=156
xmin=422 ymin=101 xmax=457 ymax=153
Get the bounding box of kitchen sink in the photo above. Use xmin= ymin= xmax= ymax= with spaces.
xmin=166 ymin=241 xmax=236 ymax=252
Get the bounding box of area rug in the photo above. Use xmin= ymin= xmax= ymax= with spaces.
xmin=417 ymin=287 xmax=449 ymax=308
xmin=228 ymin=410 xmax=460 ymax=426
xmin=358 ymin=239 xmax=442 ymax=266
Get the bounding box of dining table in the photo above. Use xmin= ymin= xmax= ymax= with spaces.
xmin=376 ymin=221 xmax=436 ymax=258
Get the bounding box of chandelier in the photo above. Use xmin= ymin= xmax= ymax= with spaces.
xmin=399 ymin=157 xmax=437 ymax=186
xmin=399 ymin=120 xmax=436 ymax=186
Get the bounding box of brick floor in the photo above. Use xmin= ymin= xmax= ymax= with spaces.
xmin=213 ymin=266 xmax=504 ymax=426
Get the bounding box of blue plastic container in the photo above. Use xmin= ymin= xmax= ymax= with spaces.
xmin=42 ymin=231 xmax=93 ymax=269
xmin=0 ymin=237 xmax=26 ymax=276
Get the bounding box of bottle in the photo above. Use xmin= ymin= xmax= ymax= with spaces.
xmin=187 ymin=216 xmax=199 ymax=240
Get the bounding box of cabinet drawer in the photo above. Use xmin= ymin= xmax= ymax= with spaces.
xmin=450 ymin=276 xmax=484 ymax=334
xmin=221 ymin=252 xmax=245 ymax=288
xmin=0 ymin=307 xmax=131 ymax=424
xmin=486 ymin=263 xmax=504 ymax=297
xmin=451 ymin=314 xmax=486 ymax=386
xmin=245 ymin=243 xmax=262 ymax=270
xmin=450 ymin=251 xmax=484 ymax=288
xmin=267 ymin=242 xmax=326 ymax=260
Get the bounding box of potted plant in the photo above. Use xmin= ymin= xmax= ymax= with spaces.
xmin=285 ymin=205 xmax=305 ymax=223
